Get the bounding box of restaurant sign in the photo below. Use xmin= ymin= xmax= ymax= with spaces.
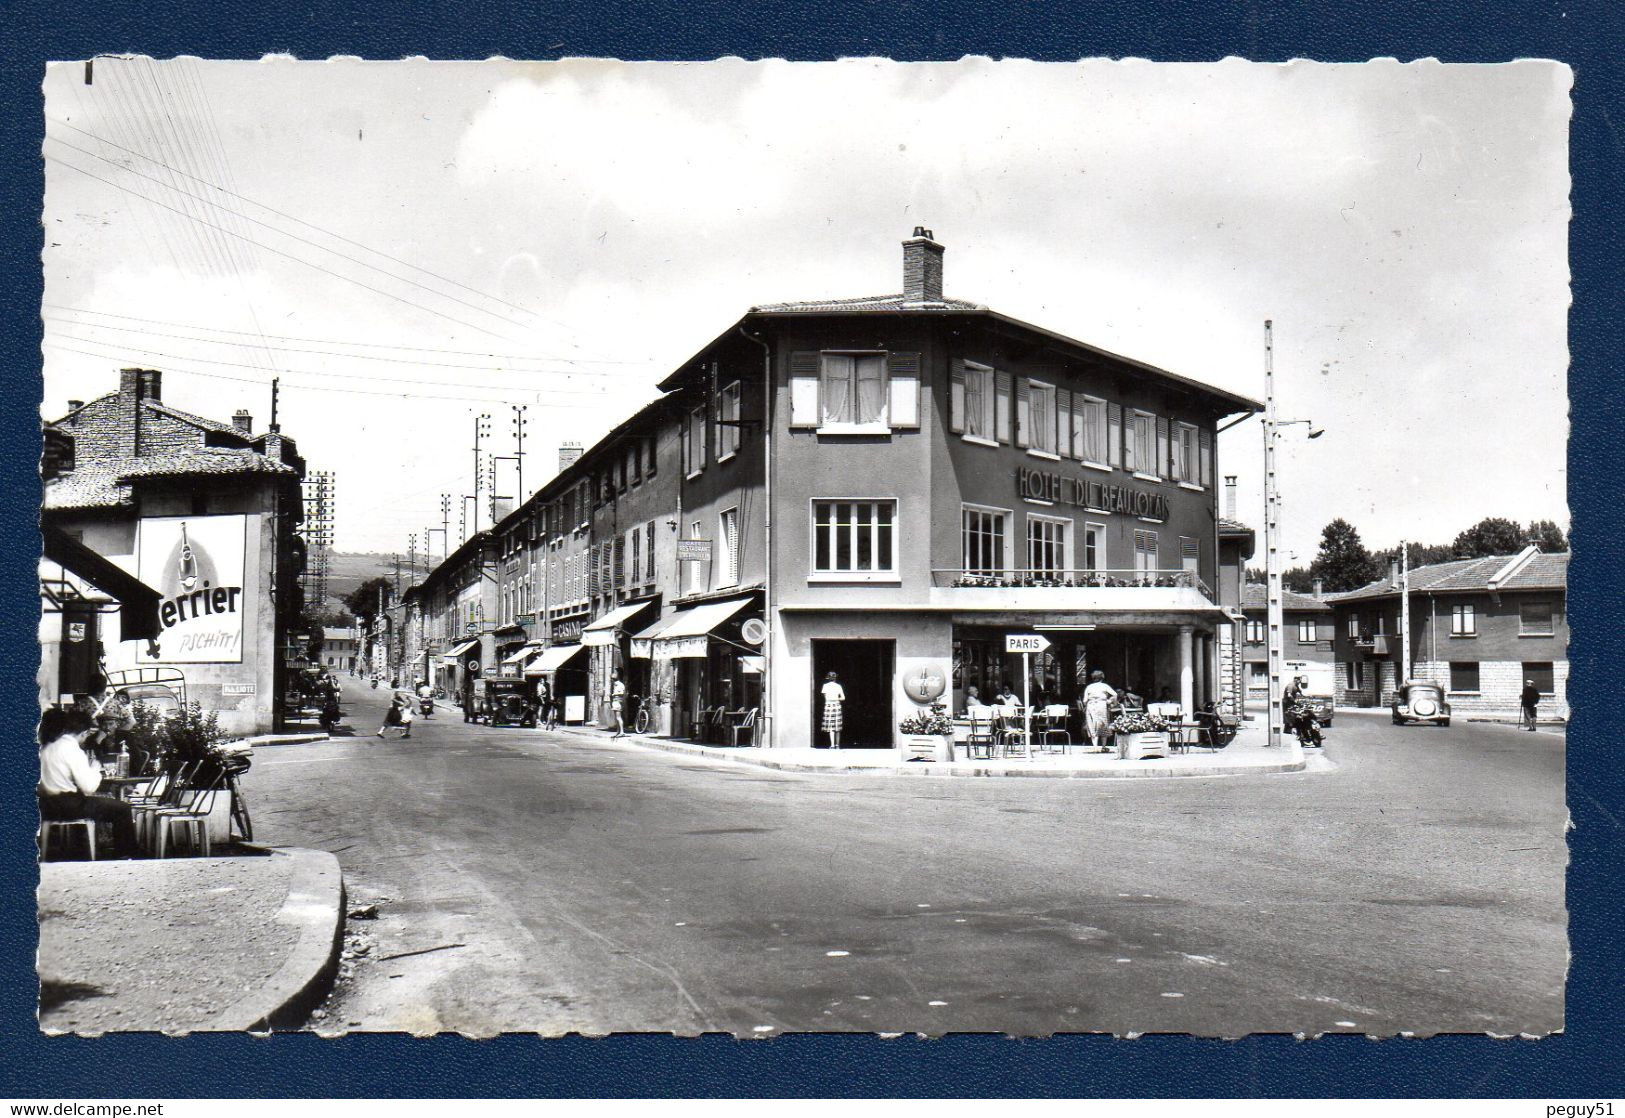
xmin=1017 ymin=467 xmax=1170 ymax=521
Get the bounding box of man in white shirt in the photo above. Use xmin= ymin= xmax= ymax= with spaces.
xmin=38 ymin=708 xmax=138 ymax=857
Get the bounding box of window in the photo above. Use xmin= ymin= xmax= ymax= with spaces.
xmin=687 ymin=520 xmax=703 ymax=594
xmin=1346 ymin=661 xmax=1363 ymax=689
xmin=685 ymin=407 xmax=707 ymax=476
xmin=1027 ymin=515 xmax=1069 ymax=578
xmin=1026 ymin=381 xmax=1057 ymax=455
xmin=1248 ymin=662 xmax=1268 ymax=685
xmin=631 ymin=441 xmax=643 ymax=483
xmin=1451 ymin=603 xmax=1476 ymax=636
xmin=962 ymin=363 xmax=995 ymax=441
xmin=1523 ymin=662 xmax=1554 ymax=695
xmin=719 ymin=508 xmax=739 ymax=587
xmin=716 ymin=381 xmax=741 ymax=460
xmin=1246 ymin=619 xmax=1265 ymax=644
xmin=820 ymin=353 xmax=888 ymax=427
xmin=1519 ymin=600 xmax=1554 ymax=636
xmin=645 ymin=520 xmax=656 ymax=581
xmin=1297 ymin=618 xmax=1318 ymax=643
xmin=1449 ymin=661 xmax=1480 ymax=693
xmin=1133 ymin=529 xmax=1159 ymax=573
xmin=1076 ymin=396 xmax=1107 ymax=465
xmin=961 ymin=506 xmax=1008 ymax=576
xmin=1081 ymin=522 xmax=1104 ymax=572
xmin=1347 ymin=613 xmax=1360 ymax=639
xmin=629 ymin=526 xmax=641 ymax=589
xmin=1127 ymin=411 xmax=1156 ymax=476
xmin=812 ymin=500 xmax=897 ymax=576
xmin=1180 ymin=536 xmax=1199 ymax=575
xmin=1174 ymin=423 xmax=1199 ymax=484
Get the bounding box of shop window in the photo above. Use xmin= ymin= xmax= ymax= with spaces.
xmin=1133 ymin=529 xmax=1159 ymax=573
xmin=1297 ymin=618 xmax=1317 ymax=643
xmin=1076 ymin=396 xmax=1107 ymax=465
xmin=1082 ymin=522 xmax=1104 ymax=572
xmin=1245 ymin=619 xmax=1264 ymax=644
xmin=812 ymin=500 xmax=896 ymax=577
xmin=1451 ymin=603 xmax=1476 ymax=636
xmin=1519 ymin=600 xmax=1554 ymax=636
xmin=961 ymin=505 xmax=1008 ymax=576
xmin=719 ymin=507 xmax=739 ymax=588
xmin=1523 ymin=661 xmax=1554 ymax=694
xmin=1449 ymin=661 xmax=1480 ymax=693
xmin=820 ymin=353 xmax=888 ymax=427
xmin=716 ymin=381 xmax=741 ymax=461
xmin=1026 ymin=515 xmax=1069 ymax=578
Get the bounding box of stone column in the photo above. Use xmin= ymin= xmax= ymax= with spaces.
xmin=1178 ymin=625 xmax=1196 ymax=716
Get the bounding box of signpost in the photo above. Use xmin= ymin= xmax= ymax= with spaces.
xmin=1006 ymin=633 xmax=1051 ymax=753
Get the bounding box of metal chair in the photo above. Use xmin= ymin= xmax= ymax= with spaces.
xmin=151 ymin=777 xmax=221 ymax=858
xmin=728 ymin=708 xmax=759 ymax=747
xmin=130 ymin=762 xmax=195 ymax=850
xmin=1037 ymin=704 xmax=1073 ymax=753
xmin=40 ymin=818 xmax=97 ymax=861
xmin=994 ymin=708 xmax=1029 ymax=758
xmin=963 ymin=708 xmax=998 ymax=760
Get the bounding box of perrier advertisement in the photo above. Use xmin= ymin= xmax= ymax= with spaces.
xmin=137 ymin=515 xmax=248 ymax=664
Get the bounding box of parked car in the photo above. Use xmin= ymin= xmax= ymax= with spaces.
xmin=475 ymin=677 xmax=535 ymax=727
xmin=1392 ymin=681 xmax=1451 ymax=727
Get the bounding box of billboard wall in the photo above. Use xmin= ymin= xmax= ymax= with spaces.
xmin=137 ymin=515 xmax=248 ymax=664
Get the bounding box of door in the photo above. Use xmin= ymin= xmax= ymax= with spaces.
xmin=812 ymin=639 xmax=896 ymax=748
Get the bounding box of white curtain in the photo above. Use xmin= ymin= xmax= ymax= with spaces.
xmin=855 ymin=355 xmax=887 ymax=423
xmin=821 ymin=355 xmax=853 ymax=424
xmin=964 ymin=370 xmax=986 ymax=438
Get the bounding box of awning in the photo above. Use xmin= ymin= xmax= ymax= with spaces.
xmin=629 ymin=612 xmax=683 ymax=659
xmin=500 ymin=639 xmax=544 ymax=667
xmin=41 ymin=525 xmax=163 ymax=643
xmin=525 ymin=644 xmax=586 ymax=675
xmin=439 ymin=638 xmax=480 ymax=663
xmin=581 ymin=600 xmax=655 ymax=646
xmin=652 ymin=598 xmax=753 ymax=659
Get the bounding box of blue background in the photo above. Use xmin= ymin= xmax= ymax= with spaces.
xmin=2 ymin=1 xmax=1619 ymax=1098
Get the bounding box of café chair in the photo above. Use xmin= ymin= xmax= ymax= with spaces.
xmin=963 ymin=707 xmax=998 ymax=760
xmin=40 ymin=818 xmax=97 ymax=861
xmin=729 ymin=708 xmax=759 ymax=747
xmin=151 ymin=777 xmax=221 ymax=858
xmin=994 ymin=709 xmax=1030 ymax=758
xmin=1037 ymin=704 xmax=1073 ymax=753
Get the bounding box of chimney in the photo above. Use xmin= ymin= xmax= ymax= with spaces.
xmin=67 ymin=399 xmax=83 ymax=412
xmin=1224 ymin=475 xmax=1238 ymax=521
xmin=558 ymin=442 xmax=584 ymax=473
xmin=232 ymin=408 xmax=253 ymax=434
xmin=1312 ymin=578 xmax=1324 ymax=599
xmin=137 ymin=369 xmax=162 ymax=402
xmin=902 ymin=227 xmax=945 ymax=305
xmin=1389 ymin=559 xmax=1400 ymax=588
xmin=118 ymin=368 xmax=145 ymax=458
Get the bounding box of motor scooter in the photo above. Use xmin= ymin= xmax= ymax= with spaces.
xmin=1288 ymin=700 xmax=1324 ymax=748
xmin=418 ymin=694 xmax=434 ymax=718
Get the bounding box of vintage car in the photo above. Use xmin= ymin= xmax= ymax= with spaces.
xmin=1392 ymin=681 xmax=1452 ymax=727
xmin=475 ymin=677 xmax=535 ymax=728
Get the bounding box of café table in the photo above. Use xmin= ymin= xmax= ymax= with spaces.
xmin=98 ymin=774 xmax=157 ymax=801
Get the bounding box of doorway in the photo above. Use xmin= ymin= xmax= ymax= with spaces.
xmin=811 ymin=639 xmax=895 ymax=748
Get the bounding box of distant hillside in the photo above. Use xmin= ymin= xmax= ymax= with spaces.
xmin=323 ymin=552 xmax=398 ymax=600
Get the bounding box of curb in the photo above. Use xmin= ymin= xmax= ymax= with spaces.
xmin=590 ymin=729 xmax=1307 ymax=780
xmin=243 ymin=732 xmax=331 ymax=747
xmin=210 ymin=847 xmax=346 ymax=1032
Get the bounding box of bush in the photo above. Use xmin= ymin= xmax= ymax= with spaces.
xmin=899 ymin=701 xmax=953 ymax=736
xmin=1108 ymin=711 xmax=1169 ymax=735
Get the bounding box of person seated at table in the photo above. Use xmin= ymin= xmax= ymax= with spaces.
xmin=994 ymin=683 xmax=1021 ymax=708
xmin=962 ymin=685 xmax=983 ymax=710
xmin=38 ymin=707 xmax=139 ymax=858
xmin=1119 ymin=684 xmax=1145 ymax=711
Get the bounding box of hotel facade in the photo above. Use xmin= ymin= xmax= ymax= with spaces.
xmin=428 ymin=232 xmax=1260 ymax=747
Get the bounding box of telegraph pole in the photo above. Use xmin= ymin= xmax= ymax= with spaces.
xmin=1400 ymin=541 xmax=1412 ymax=685
xmin=440 ymin=494 xmax=452 ymax=560
xmin=511 ymin=405 xmax=528 ymax=504
xmin=1263 ymin=320 xmax=1285 ymax=749
xmin=471 ymin=413 xmax=491 ymax=536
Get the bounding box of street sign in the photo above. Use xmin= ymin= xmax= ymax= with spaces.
xmin=465 ymin=622 xmax=478 ymax=634
xmin=1005 ymin=633 xmax=1050 ymax=654
xmin=739 ymin=618 xmax=767 ymax=646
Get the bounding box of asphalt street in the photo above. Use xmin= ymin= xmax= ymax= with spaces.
xmin=250 ymin=678 xmax=1566 ymax=1037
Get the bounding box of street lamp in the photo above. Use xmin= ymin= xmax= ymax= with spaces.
xmin=1262 ymin=321 xmax=1325 ymax=750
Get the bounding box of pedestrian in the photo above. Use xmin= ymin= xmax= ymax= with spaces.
xmin=819 ymin=670 xmax=845 ymax=749
xmin=1520 ymin=679 xmax=1541 ymax=731
xmin=416 ymin=679 xmax=434 ymax=717
xmin=37 ymin=707 xmax=139 ymax=858
xmin=376 ymin=695 xmax=412 ymax=739
xmin=608 ymin=671 xmax=628 ymax=738
xmin=536 ymin=678 xmax=557 ymax=731
xmin=1081 ymin=670 xmax=1118 ymax=752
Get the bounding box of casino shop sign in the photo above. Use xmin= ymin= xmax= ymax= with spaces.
xmin=1016 ymin=467 xmax=1171 ymax=521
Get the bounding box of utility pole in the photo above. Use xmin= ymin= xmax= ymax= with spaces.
xmin=408 ymin=533 xmax=417 ymax=583
xmin=270 ymin=376 xmax=281 ymax=432
xmin=471 ymin=413 xmax=491 ymax=536
xmin=1263 ymin=320 xmax=1285 ymax=750
xmin=1400 ymin=541 xmax=1411 ymax=685
xmin=511 ymin=405 xmax=528 ymax=504
xmin=440 ymin=494 xmax=452 ymax=561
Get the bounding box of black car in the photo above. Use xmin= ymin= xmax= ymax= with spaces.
xmin=1392 ymin=682 xmax=1452 ymax=727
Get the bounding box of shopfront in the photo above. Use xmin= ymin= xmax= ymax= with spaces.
xmin=525 ymin=643 xmax=588 ymax=723
xmin=439 ymin=637 xmax=480 ymax=710
xmin=632 ymin=595 xmax=761 ymax=743
xmin=581 ymin=599 xmax=657 ymax=726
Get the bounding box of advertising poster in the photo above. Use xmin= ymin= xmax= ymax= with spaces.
xmin=137 ymin=515 xmax=248 ymax=664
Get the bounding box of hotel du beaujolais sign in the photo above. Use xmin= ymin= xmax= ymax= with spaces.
xmin=1017 ymin=467 xmax=1170 ymax=521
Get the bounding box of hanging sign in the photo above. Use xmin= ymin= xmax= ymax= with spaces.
xmin=676 ymin=539 xmax=712 ymax=563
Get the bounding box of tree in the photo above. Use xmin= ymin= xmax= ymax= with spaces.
xmin=1524 ymin=519 xmax=1567 ymax=553
xmin=1306 ymin=519 xmax=1380 ymax=593
xmin=343 ymin=576 xmax=393 ymax=627
xmin=1450 ymin=517 xmax=1527 ymax=559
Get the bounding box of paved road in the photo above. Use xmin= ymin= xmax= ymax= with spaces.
xmin=250 ymin=679 xmax=1565 ymax=1037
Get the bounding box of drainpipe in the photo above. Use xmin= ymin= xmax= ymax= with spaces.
xmin=738 ymin=322 xmax=772 ymax=747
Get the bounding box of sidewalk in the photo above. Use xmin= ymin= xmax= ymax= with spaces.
xmin=568 ymin=718 xmax=1314 ymax=779
xmin=37 ymin=846 xmax=344 ymax=1034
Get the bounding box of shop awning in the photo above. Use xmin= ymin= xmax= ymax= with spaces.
xmin=439 ymin=638 xmax=480 ymax=663
xmin=628 ymin=612 xmax=682 ymax=659
xmin=652 ymin=598 xmax=753 ymax=659
xmin=581 ymin=600 xmax=655 ymax=646
xmin=525 ymin=644 xmax=586 ymax=675
xmin=500 ymin=646 xmax=538 ymax=669
xmin=41 ymin=525 xmax=163 ymax=643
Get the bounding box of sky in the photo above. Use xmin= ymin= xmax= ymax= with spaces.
xmin=40 ymin=57 xmax=1571 ymax=565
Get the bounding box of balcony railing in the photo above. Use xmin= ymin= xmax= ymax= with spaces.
xmin=932 ymin=567 xmax=1213 ymax=600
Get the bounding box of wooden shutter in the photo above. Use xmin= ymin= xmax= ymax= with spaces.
xmin=995 ymin=371 xmax=1013 ymax=444
xmin=1015 ymin=378 xmax=1031 ymax=448
xmin=887 ymin=352 xmax=920 ymax=428
xmin=1107 ymin=402 xmax=1122 ymax=468
xmin=1155 ymin=415 xmax=1169 ymax=479
xmin=788 ymin=351 xmax=820 ymax=427
xmin=1122 ymin=409 xmax=1137 ymax=472
xmin=1198 ymin=428 xmax=1212 ymax=487
xmin=948 ymin=359 xmax=965 ymax=434
xmin=1055 ymin=388 xmax=1073 ymax=457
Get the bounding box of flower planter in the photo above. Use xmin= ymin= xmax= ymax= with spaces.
xmin=1116 ymin=731 xmax=1170 ymax=761
xmin=898 ymin=734 xmax=953 ymax=762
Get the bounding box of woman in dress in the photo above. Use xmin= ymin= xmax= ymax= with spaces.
xmin=1081 ymin=670 xmax=1118 ymax=752
xmin=819 ymin=671 xmax=845 ymax=749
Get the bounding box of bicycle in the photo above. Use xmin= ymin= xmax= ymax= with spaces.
xmin=629 ymin=694 xmax=654 ymax=735
xmin=209 ymin=747 xmax=254 ymax=842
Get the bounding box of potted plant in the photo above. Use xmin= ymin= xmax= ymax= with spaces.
xmin=898 ymin=701 xmax=954 ymax=762
xmin=161 ymin=702 xmax=234 ymax=843
xmin=1109 ymin=709 xmax=1171 ymax=760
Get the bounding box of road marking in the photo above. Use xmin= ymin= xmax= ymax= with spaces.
xmin=1114 ymin=958 xmax=1132 ymax=964
xmin=825 ymin=950 xmax=850 ymax=957
xmin=1160 ymin=992 xmax=1184 ymax=998
xmin=1335 ymin=1020 xmax=1358 ymax=1027
xmin=752 ymin=1025 xmax=774 ymax=1033
xmin=928 ymin=1000 xmax=948 ymax=1006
